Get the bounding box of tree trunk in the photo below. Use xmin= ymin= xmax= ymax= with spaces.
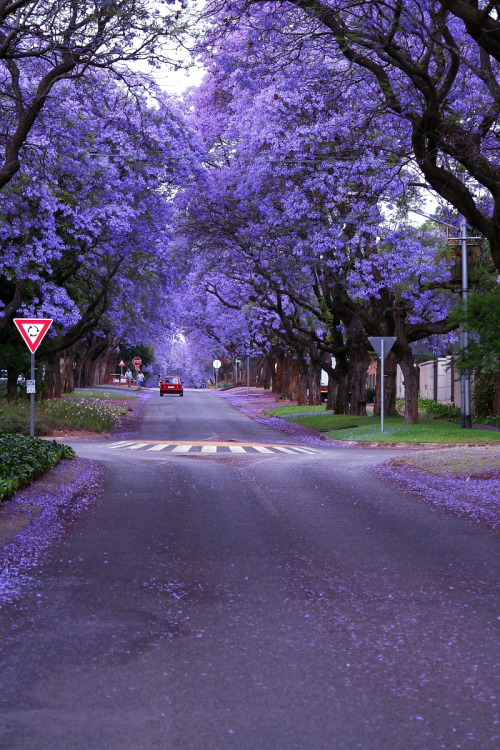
xmin=493 ymin=373 xmax=500 ymax=415
xmin=272 ymin=353 xmax=284 ymax=394
xmin=61 ymin=351 xmax=76 ymax=394
xmin=347 ymin=350 xmax=370 ymax=416
xmin=6 ymin=367 xmax=19 ymax=400
xmin=52 ymin=354 xmax=63 ymax=399
xmin=335 ymin=371 xmax=349 ymax=414
xmin=326 ymin=374 xmax=338 ymax=412
xmin=290 ymin=358 xmax=307 ymax=405
xmin=261 ymin=356 xmax=273 ymax=390
xmin=398 ymin=349 xmax=420 ymax=424
xmin=308 ymin=362 xmax=322 ymax=405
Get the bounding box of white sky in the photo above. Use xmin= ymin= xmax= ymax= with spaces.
xmin=150 ymin=63 xmax=205 ymax=94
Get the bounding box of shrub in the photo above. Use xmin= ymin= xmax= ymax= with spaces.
xmin=418 ymin=398 xmax=461 ymax=421
xmin=0 ymin=434 xmax=75 ymax=501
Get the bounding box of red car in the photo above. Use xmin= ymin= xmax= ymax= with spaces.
xmin=160 ymin=376 xmax=183 ymax=397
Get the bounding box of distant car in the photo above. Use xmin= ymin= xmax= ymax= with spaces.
xmin=160 ymin=376 xmax=183 ymax=397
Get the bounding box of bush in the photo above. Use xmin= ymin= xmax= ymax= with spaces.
xmin=418 ymin=398 xmax=461 ymax=421
xmin=365 ymin=387 xmax=376 ymax=402
xmin=0 ymin=434 xmax=75 ymax=501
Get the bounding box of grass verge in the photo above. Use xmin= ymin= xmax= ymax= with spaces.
xmin=0 ymin=395 xmax=130 ymax=436
xmin=62 ymin=389 xmax=135 ymax=400
xmin=383 ymin=446 xmax=500 ymax=476
xmin=265 ymin=408 xmax=500 ymax=444
xmin=0 ymin=434 xmax=75 ymax=501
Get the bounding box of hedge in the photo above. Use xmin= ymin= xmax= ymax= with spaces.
xmin=0 ymin=434 xmax=75 ymax=501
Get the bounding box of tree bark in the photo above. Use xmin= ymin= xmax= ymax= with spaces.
xmin=308 ymin=361 xmax=322 ymax=405
xmin=398 ymin=348 xmax=420 ymax=424
xmin=290 ymin=358 xmax=307 ymax=405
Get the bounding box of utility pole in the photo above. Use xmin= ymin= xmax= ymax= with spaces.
xmin=409 ymin=202 xmax=475 ymax=429
xmin=460 ymin=212 xmax=472 ymax=428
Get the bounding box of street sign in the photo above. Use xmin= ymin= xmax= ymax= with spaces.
xmin=132 ymin=357 xmax=142 ymax=367
xmin=26 ymin=380 xmax=36 ymax=394
xmin=14 ymin=318 xmax=53 ymax=353
xmin=368 ymin=337 xmax=396 ymax=359
xmin=368 ymin=337 xmax=397 ymax=434
xmin=118 ymin=359 xmax=126 ymax=367
xmin=213 ymin=359 xmax=221 ymax=369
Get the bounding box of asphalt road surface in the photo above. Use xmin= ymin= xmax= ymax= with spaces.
xmin=0 ymin=389 xmax=498 ymax=749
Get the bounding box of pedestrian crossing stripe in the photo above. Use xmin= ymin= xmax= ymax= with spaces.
xmin=107 ymin=440 xmax=321 ymax=455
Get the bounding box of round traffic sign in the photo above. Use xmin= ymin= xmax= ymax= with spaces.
xmin=132 ymin=357 xmax=142 ymax=366
xmin=213 ymin=359 xmax=221 ymax=369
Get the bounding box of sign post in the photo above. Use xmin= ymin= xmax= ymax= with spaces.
xmin=368 ymin=337 xmax=396 ymax=433
xmin=118 ymin=359 xmax=126 ymax=378
xmin=14 ymin=319 xmax=53 ymax=437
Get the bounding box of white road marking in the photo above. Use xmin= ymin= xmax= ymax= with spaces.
xmin=106 ymin=442 xmax=321 ymax=455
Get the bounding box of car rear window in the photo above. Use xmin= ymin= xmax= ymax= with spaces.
xmin=164 ymin=377 xmax=180 ymax=384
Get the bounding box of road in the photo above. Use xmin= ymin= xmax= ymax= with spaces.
xmin=0 ymin=389 xmax=498 ymax=749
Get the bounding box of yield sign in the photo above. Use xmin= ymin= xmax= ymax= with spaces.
xmin=14 ymin=318 xmax=53 ymax=353
xmin=368 ymin=336 xmax=396 ymax=359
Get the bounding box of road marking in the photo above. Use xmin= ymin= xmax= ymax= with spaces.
xmin=201 ymin=445 xmax=217 ymax=453
xmin=105 ymin=441 xmax=322 ymax=456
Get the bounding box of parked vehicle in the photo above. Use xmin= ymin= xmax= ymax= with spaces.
xmin=160 ymin=376 xmax=183 ymax=397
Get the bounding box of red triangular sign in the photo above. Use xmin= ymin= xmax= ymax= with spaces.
xmin=14 ymin=318 xmax=53 ymax=353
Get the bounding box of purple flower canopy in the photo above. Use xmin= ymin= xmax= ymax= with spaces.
xmin=1 ymin=0 xmax=498 ymax=389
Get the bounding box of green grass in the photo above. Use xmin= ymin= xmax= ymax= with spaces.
xmin=266 ymin=405 xmax=333 ymax=416
xmin=265 ymin=407 xmax=500 ymax=444
xmin=0 ymin=395 xmax=130 ymax=436
xmin=62 ymin=389 xmax=135 ymax=400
